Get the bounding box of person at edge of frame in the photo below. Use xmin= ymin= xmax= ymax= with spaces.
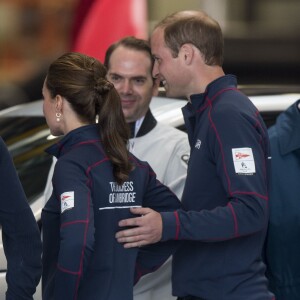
xmin=264 ymin=99 xmax=300 ymax=300
xmin=0 ymin=137 xmax=42 ymax=299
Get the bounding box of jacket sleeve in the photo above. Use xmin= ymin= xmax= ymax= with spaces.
xmin=52 ymin=157 xmax=94 ymax=299
xmin=161 ymin=105 xmax=270 ymax=242
xmin=0 ymin=137 xmax=42 ymax=300
xmin=134 ymin=166 xmax=181 ymax=283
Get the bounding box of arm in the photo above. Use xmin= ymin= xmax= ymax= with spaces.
xmin=52 ymin=158 xmax=94 ymax=299
xmin=0 ymin=137 xmax=42 ymax=299
xmin=160 ymin=105 xmax=270 ymax=241
xmin=117 ymin=104 xmax=270 ymax=246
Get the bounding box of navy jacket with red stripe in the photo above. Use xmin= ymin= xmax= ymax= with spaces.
xmin=42 ymin=124 xmax=180 ymax=300
xmin=0 ymin=137 xmax=42 ymax=299
xmin=160 ymin=75 xmax=274 ymax=299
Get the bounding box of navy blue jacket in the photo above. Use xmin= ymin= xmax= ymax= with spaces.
xmin=264 ymin=99 xmax=300 ymax=299
xmin=0 ymin=137 xmax=42 ymax=299
xmin=160 ymin=75 xmax=274 ymax=299
xmin=42 ymin=125 xmax=180 ymax=300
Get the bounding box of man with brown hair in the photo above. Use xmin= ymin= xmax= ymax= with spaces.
xmin=116 ymin=11 xmax=274 ymax=300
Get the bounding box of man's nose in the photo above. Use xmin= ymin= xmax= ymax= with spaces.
xmin=152 ymin=61 xmax=159 ymax=80
xmin=120 ymin=80 xmax=133 ymax=94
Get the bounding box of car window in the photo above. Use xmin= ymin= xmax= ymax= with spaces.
xmin=0 ymin=116 xmax=57 ymax=203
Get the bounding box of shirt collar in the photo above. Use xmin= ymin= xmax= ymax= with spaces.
xmin=128 ymin=109 xmax=157 ymax=139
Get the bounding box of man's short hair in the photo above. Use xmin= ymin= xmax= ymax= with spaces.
xmin=154 ymin=10 xmax=224 ymax=66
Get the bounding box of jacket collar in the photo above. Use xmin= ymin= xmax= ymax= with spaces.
xmin=46 ymin=124 xmax=100 ymax=158
xmin=188 ymin=74 xmax=238 ymax=111
xmin=181 ymin=75 xmax=238 ymax=141
xmin=276 ymin=99 xmax=300 ymax=155
xmin=128 ymin=109 xmax=157 ymax=139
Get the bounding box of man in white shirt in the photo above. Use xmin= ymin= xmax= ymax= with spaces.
xmin=104 ymin=36 xmax=189 ymax=300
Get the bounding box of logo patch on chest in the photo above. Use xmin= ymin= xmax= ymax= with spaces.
xmin=232 ymin=147 xmax=256 ymax=175
xmin=61 ymin=191 xmax=75 ymax=213
xmin=195 ymin=139 xmax=201 ymax=149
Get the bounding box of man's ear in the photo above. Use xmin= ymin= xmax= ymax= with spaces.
xmin=180 ymin=43 xmax=195 ymax=65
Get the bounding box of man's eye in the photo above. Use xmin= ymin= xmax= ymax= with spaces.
xmin=135 ymin=78 xmax=145 ymax=85
xmin=110 ymin=75 xmax=121 ymax=82
xmin=154 ymin=57 xmax=161 ymax=64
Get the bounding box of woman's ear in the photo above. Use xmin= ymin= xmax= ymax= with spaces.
xmin=55 ymin=95 xmax=63 ymax=113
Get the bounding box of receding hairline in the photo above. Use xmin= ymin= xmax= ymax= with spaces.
xmin=105 ymin=37 xmax=154 ymax=71
xmin=156 ymin=10 xmax=210 ymax=27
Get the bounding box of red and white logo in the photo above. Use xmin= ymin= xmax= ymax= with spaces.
xmin=235 ymin=152 xmax=250 ymax=160
xmin=232 ymin=147 xmax=255 ymax=175
xmin=60 ymin=191 xmax=74 ymax=213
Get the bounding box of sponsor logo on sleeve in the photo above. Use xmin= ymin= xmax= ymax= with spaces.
xmin=232 ymin=147 xmax=256 ymax=175
xmin=61 ymin=191 xmax=74 ymax=213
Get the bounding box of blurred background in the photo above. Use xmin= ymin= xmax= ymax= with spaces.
xmin=1 ymin=0 xmax=300 ymax=109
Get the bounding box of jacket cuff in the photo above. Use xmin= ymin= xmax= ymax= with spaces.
xmin=161 ymin=211 xmax=180 ymax=241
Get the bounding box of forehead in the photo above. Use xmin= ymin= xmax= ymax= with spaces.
xmin=150 ymin=27 xmax=165 ymax=54
xmin=109 ymin=46 xmax=152 ymax=75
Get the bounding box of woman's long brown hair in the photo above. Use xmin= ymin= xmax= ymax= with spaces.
xmin=46 ymin=52 xmax=132 ymax=184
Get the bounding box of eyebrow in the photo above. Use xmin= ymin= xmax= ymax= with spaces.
xmin=109 ymin=73 xmax=148 ymax=80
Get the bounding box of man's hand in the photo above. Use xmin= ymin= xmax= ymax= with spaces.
xmin=115 ymin=207 xmax=163 ymax=248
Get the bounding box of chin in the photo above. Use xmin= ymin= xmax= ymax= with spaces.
xmin=166 ymin=88 xmax=185 ymax=99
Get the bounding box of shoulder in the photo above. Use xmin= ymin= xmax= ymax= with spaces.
xmin=211 ymin=93 xmax=260 ymax=129
xmin=151 ymin=123 xmax=190 ymax=153
xmin=154 ymin=122 xmax=188 ymax=141
xmin=130 ymin=154 xmax=155 ymax=175
xmin=214 ymin=91 xmax=256 ymax=115
xmin=54 ymin=153 xmax=90 ymax=181
xmin=54 ymin=157 xmax=79 ymax=177
xmin=136 ymin=122 xmax=188 ymax=148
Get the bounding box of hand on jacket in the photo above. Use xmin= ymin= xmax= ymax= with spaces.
xmin=116 ymin=207 xmax=162 ymax=248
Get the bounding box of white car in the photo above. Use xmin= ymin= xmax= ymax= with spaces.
xmin=0 ymin=91 xmax=299 ymax=299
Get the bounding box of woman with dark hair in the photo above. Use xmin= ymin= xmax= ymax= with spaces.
xmin=41 ymin=52 xmax=180 ymax=300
